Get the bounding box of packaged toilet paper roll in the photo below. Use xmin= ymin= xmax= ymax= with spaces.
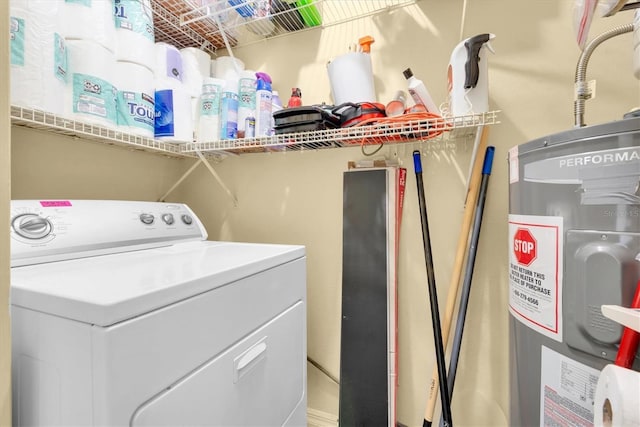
xmin=155 ymin=78 xmax=193 ymax=143
xmin=10 ymin=0 xmax=67 ymax=115
xmin=197 ymin=77 xmax=225 ymax=143
xmin=115 ymin=62 xmax=155 ymax=137
xmin=215 ymin=55 xmax=244 ymax=83
xmin=180 ymin=47 xmax=211 ymax=97
xmin=327 ymin=52 xmax=376 ymax=104
xmin=66 ymin=39 xmax=117 ymax=128
xmin=154 ymin=42 xmax=183 ymax=82
xmin=61 ymin=0 xmax=116 ymax=53
xmin=594 ymin=364 xmax=640 ymax=427
xmin=114 ymin=0 xmax=155 ymax=71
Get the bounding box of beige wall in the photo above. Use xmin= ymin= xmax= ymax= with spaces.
xmin=5 ymin=1 xmax=640 ymax=426
xmin=1 ymin=0 xmax=11 ymax=424
xmin=11 ymin=127 xmax=193 ymax=201
xmin=173 ymin=1 xmax=640 ymax=426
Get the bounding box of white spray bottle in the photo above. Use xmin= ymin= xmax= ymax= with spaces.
xmin=447 ymin=33 xmax=495 ymax=117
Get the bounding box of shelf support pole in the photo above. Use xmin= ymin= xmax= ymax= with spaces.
xmin=158 ymin=158 xmax=203 ymax=202
xmin=196 ymin=150 xmax=238 ymax=207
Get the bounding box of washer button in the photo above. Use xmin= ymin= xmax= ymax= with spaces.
xmin=139 ymin=213 xmax=155 ymax=225
xmin=181 ymin=214 xmax=193 ymax=225
xmin=12 ymin=214 xmax=53 ymax=239
xmin=162 ymin=213 xmax=175 ymax=225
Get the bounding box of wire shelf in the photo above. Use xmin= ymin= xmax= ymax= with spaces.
xmin=153 ymin=0 xmax=232 ymax=53
xmin=175 ymin=0 xmax=417 ymax=49
xmin=183 ymin=111 xmax=500 ymax=154
xmin=10 ymin=106 xmax=191 ymax=159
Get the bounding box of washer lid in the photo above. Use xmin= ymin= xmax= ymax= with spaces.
xmin=10 ymin=241 xmax=305 ymax=327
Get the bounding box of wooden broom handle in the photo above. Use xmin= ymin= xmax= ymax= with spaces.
xmin=423 ymin=126 xmax=491 ymax=424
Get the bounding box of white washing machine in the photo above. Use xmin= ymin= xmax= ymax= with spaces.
xmin=10 ymin=200 xmax=307 ymax=426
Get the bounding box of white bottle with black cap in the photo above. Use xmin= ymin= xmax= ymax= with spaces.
xmin=403 ymin=68 xmax=440 ymax=115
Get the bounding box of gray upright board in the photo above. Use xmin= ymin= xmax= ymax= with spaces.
xmin=340 ymin=169 xmax=390 ymax=426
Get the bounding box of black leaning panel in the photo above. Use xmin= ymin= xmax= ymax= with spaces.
xmin=339 ymin=169 xmax=389 ymax=427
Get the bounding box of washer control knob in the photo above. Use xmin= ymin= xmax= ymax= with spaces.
xmin=139 ymin=213 xmax=155 ymax=225
xmin=181 ymin=214 xmax=193 ymax=225
xmin=162 ymin=213 xmax=175 ymax=225
xmin=12 ymin=214 xmax=53 ymax=239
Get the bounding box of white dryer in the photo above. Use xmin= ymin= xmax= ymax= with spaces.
xmin=10 ymin=200 xmax=307 ymax=426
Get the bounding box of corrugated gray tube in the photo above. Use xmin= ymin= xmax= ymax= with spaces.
xmin=574 ymin=23 xmax=634 ymax=128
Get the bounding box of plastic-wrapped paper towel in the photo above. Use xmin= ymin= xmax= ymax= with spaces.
xmin=10 ymin=0 xmax=67 ymax=115
xmin=61 ymin=0 xmax=116 ymax=53
xmin=114 ymin=0 xmax=155 ymax=70
xmin=180 ymin=47 xmax=211 ymax=97
xmin=594 ymin=364 xmax=640 ymax=427
xmin=210 ymin=59 xmax=217 ymax=78
xmin=215 ymin=55 xmax=244 ymax=82
xmin=155 ymin=78 xmax=193 ymax=143
xmin=66 ymin=39 xmax=117 ymax=128
xmin=115 ymin=62 xmax=155 ymax=137
xmin=197 ymin=77 xmax=225 ymax=143
xmin=154 ymin=42 xmax=183 ymax=82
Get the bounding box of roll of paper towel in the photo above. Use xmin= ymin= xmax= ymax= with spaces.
xmin=66 ymin=39 xmax=117 ymax=128
xmin=155 ymin=42 xmax=183 ymax=82
xmin=180 ymin=47 xmax=211 ymax=97
xmin=327 ymin=52 xmax=376 ymax=104
xmin=115 ymin=62 xmax=155 ymax=137
xmin=114 ymin=0 xmax=155 ymax=71
xmin=594 ymin=364 xmax=640 ymax=427
xmin=10 ymin=0 xmax=67 ymax=115
xmin=155 ymin=78 xmax=193 ymax=143
xmin=197 ymin=77 xmax=225 ymax=143
xmin=215 ymin=55 xmax=244 ymax=82
xmin=61 ymin=0 xmax=116 ymax=53
xmin=210 ymin=59 xmax=217 ymax=78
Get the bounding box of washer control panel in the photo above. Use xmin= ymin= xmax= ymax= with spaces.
xmin=10 ymin=200 xmax=208 ymax=267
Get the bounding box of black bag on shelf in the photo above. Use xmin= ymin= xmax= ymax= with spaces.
xmin=273 ymin=104 xmax=340 ymax=135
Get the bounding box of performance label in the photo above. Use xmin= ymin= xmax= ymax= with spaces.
xmin=509 ymin=214 xmax=563 ymax=342
xmin=540 ymin=346 xmax=599 ymax=427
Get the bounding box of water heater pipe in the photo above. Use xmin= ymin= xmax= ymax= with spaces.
xmin=574 ymin=23 xmax=633 ymax=127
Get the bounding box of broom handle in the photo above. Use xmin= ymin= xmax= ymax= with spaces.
xmin=423 ymin=126 xmax=490 ymax=426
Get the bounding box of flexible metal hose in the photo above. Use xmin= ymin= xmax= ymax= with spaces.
xmin=574 ymin=23 xmax=634 ymax=127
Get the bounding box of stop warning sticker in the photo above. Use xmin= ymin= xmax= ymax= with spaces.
xmin=508 ymin=214 xmax=564 ymax=342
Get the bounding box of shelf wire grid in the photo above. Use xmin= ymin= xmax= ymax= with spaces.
xmin=182 ymin=110 xmax=499 ymax=154
xmin=176 ymin=0 xmax=418 ymax=49
xmin=10 ymin=106 xmax=192 ymax=159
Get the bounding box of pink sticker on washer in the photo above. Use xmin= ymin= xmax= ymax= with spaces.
xmin=40 ymin=200 xmax=72 ymax=207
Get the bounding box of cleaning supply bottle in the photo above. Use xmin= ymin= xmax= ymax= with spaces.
xmin=358 ymin=35 xmax=374 ymax=53
xmin=447 ymin=33 xmax=496 ymax=117
xmin=287 ymin=87 xmax=302 ymax=108
xmin=220 ymin=76 xmax=239 ymax=139
xmin=385 ymin=90 xmax=406 ymax=117
xmin=237 ymin=69 xmax=256 ymax=138
xmin=403 ymin=68 xmax=440 ymax=115
xmin=254 ymin=71 xmax=272 ymax=137
xmin=271 ymin=90 xmax=283 ymax=134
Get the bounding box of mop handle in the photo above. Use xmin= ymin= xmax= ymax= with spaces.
xmin=413 ymin=150 xmax=453 ymax=427
xmin=439 ymin=146 xmax=495 ymax=427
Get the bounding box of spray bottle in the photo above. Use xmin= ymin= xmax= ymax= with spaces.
xmin=287 ymin=88 xmax=302 ymax=108
xmin=447 ymin=33 xmax=495 ymax=117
